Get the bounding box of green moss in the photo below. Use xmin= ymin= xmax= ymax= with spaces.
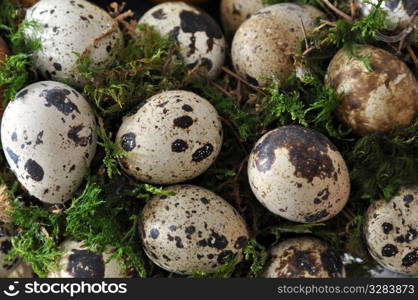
xmin=75 ymin=24 xmax=188 ymax=116
xmin=7 ymin=201 xmax=64 ymax=278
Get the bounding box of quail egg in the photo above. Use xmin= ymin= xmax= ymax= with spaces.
xmin=263 ymin=236 xmax=346 ymax=278
xmin=364 ymin=187 xmax=418 ymax=275
xmin=140 ymin=184 xmax=249 ymax=275
xmin=49 ymin=240 xmax=127 ymax=278
xmin=220 ymin=0 xmax=264 ymax=36
xmin=8 ymin=262 xmax=35 ymax=278
xmin=231 ymin=3 xmax=325 ymax=86
xmin=359 ymin=0 xmax=418 ymax=45
xmin=0 ymin=224 xmax=20 ymax=277
xmin=248 ymin=126 xmax=350 ymax=223
xmin=139 ymin=2 xmax=226 ymax=79
xmin=24 ymin=0 xmax=122 ymax=86
xmin=325 ymin=45 xmax=417 ymax=135
xmin=116 ymin=90 xmax=223 ymax=185
xmin=1 ymin=81 xmax=97 ymax=204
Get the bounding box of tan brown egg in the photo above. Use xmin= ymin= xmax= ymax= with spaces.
xmin=231 ymin=3 xmax=325 ymax=86
xmin=220 ymin=0 xmax=264 ymax=36
xmin=364 ymin=187 xmax=418 ymax=275
xmin=263 ymin=236 xmax=346 ymax=278
xmin=325 ymin=45 xmax=417 ymax=135
xmin=248 ymin=126 xmax=350 ymax=223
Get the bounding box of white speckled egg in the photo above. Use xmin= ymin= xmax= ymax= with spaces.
xmin=325 ymin=45 xmax=418 ymax=135
xmin=24 ymin=0 xmax=122 ymax=86
xmin=49 ymin=240 xmax=127 ymax=278
xmin=364 ymin=187 xmax=418 ymax=275
xmin=220 ymin=0 xmax=264 ymax=36
xmin=139 ymin=2 xmax=226 ymax=79
xmin=248 ymin=126 xmax=350 ymax=223
xmin=263 ymin=236 xmax=346 ymax=278
xmin=140 ymin=184 xmax=249 ymax=275
xmin=0 ymin=224 xmax=20 ymax=277
xmin=8 ymin=261 xmax=35 ymax=278
xmin=231 ymin=3 xmax=325 ymax=86
xmin=116 ymin=90 xmax=223 ymax=185
xmin=1 ymin=81 xmax=97 ymax=204
xmin=359 ymin=0 xmax=418 ymax=45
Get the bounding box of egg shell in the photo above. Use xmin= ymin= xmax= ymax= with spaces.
xmin=1 ymin=81 xmax=97 ymax=204
xmin=0 ymin=224 xmax=20 ymax=277
xmin=49 ymin=240 xmax=127 ymax=278
xmin=359 ymin=0 xmax=418 ymax=38
xmin=24 ymin=0 xmax=122 ymax=86
xmin=140 ymin=184 xmax=249 ymax=275
xmin=220 ymin=0 xmax=264 ymax=36
xmin=325 ymin=45 xmax=418 ymax=135
xmin=248 ymin=126 xmax=350 ymax=223
xmin=231 ymin=3 xmax=325 ymax=86
xmin=116 ymin=90 xmax=223 ymax=185
xmin=139 ymin=2 xmax=226 ymax=79
xmin=364 ymin=187 xmax=418 ymax=275
xmin=263 ymin=236 xmax=346 ymax=278
xmin=8 ymin=261 xmax=35 ymax=278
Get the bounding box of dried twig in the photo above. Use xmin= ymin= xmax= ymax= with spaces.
xmin=322 ymin=0 xmax=353 ymax=22
xmin=221 ymin=67 xmax=267 ymax=96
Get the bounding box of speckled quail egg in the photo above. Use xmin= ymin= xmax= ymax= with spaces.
xmin=220 ymin=0 xmax=264 ymax=36
xmin=359 ymin=0 xmax=418 ymax=45
xmin=0 ymin=224 xmax=20 ymax=277
xmin=116 ymin=90 xmax=223 ymax=185
xmin=8 ymin=262 xmax=35 ymax=278
xmin=24 ymin=0 xmax=122 ymax=86
xmin=248 ymin=126 xmax=350 ymax=223
xmin=263 ymin=236 xmax=346 ymax=278
xmin=139 ymin=2 xmax=226 ymax=79
xmin=364 ymin=187 xmax=418 ymax=275
xmin=325 ymin=45 xmax=418 ymax=135
xmin=1 ymin=81 xmax=97 ymax=204
xmin=231 ymin=3 xmax=325 ymax=86
xmin=49 ymin=240 xmax=127 ymax=278
xmin=140 ymin=184 xmax=249 ymax=275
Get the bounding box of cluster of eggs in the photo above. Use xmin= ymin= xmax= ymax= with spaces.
xmin=0 ymin=0 xmax=417 ymax=278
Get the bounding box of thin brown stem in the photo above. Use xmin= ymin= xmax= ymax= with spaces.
xmin=322 ymin=0 xmax=353 ymax=22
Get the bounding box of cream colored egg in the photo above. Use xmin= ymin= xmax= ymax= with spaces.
xmin=116 ymin=90 xmax=223 ymax=185
xmin=248 ymin=126 xmax=350 ymax=223
xmin=220 ymin=0 xmax=264 ymax=36
xmin=24 ymin=0 xmax=122 ymax=86
xmin=139 ymin=2 xmax=226 ymax=79
xmin=1 ymin=81 xmax=97 ymax=204
xmin=364 ymin=187 xmax=418 ymax=275
xmin=140 ymin=185 xmax=249 ymax=275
